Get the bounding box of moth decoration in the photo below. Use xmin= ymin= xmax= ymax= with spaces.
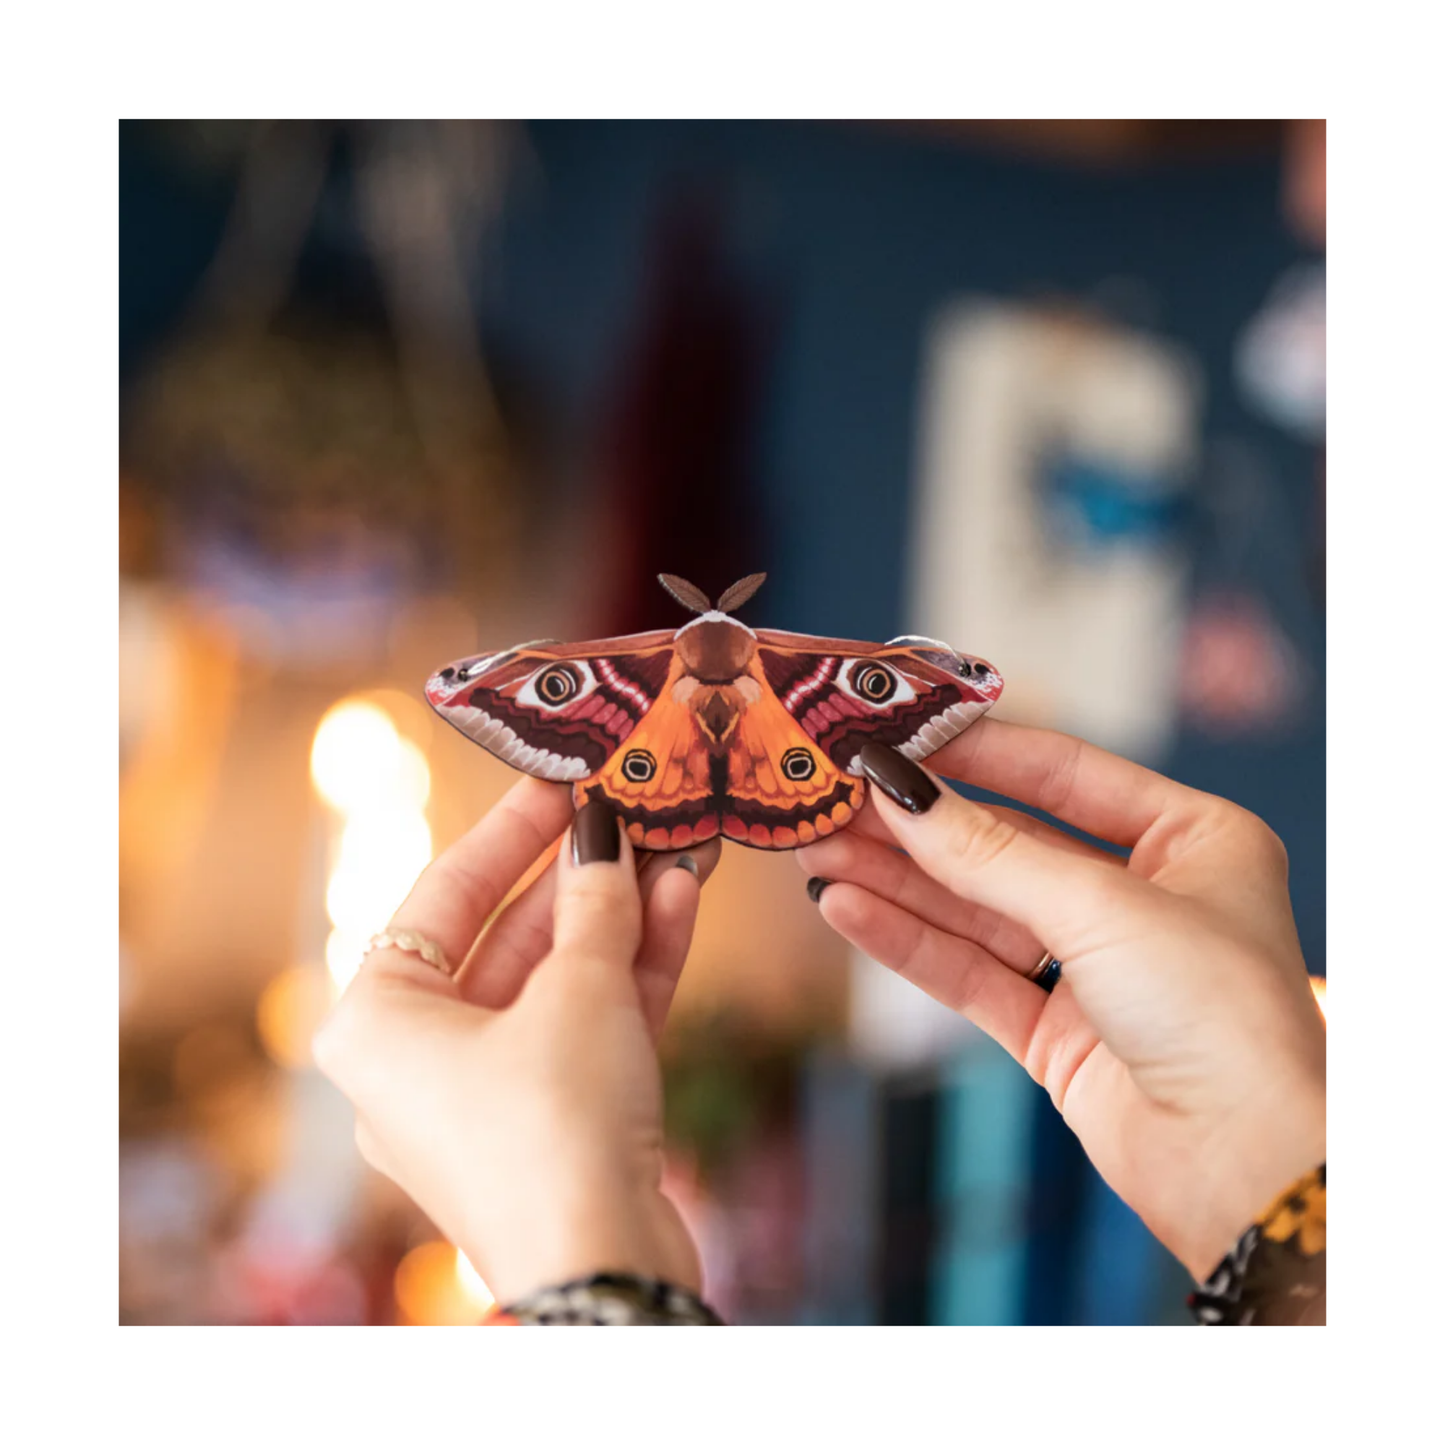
xmin=425 ymin=572 xmax=1003 ymax=851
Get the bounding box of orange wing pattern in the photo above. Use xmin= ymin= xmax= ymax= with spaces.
xmin=575 ymin=656 xmax=718 ymax=850
xmin=720 ymin=663 xmax=865 ymax=848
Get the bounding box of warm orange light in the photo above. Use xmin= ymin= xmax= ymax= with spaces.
xmin=310 ymin=695 xmax=435 ymax=995
xmin=311 ymin=700 xmax=403 ymax=813
xmin=257 ymin=965 xmax=335 ymax=1070
xmin=311 ymin=699 xmax=431 ymax=816
xmin=324 ymin=927 xmax=371 ymax=993
xmin=1309 ymin=976 xmax=1326 ymax=1021
xmin=325 ymin=814 xmax=433 ymax=931
xmin=393 ymin=1241 xmax=493 ymax=1325
xmin=455 ymin=1248 xmax=495 ymax=1313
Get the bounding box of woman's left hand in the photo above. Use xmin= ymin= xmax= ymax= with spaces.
xmin=313 ymin=778 xmax=720 ymax=1306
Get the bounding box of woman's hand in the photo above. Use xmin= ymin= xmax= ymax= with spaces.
xmin=314 ymin=778 xmax=720 ymax=1305
xmin=797 ymin=725 xmax=1326 ymax=1282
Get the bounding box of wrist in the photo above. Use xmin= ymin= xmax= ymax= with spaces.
xmin=461 ymin=1159 xmax=699 ymax=1306
xmin=1179 ymin=1080 xmax=1326 ymax=1281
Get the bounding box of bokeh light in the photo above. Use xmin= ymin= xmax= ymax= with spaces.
xmin=311 ymin=695 xmax=434 ymax=994
xmin=310 ymin=700 xmax=431 ymax=816
xmin=324 ymin=928 xmax=371 ymax=993
xmin=393 ymin=1240 xmax=493 ymax=1325
xmin=455 ymin=1249 xmax=495 ymax=1313
xmin=256 ymin=966 xmax=335 ymax=1071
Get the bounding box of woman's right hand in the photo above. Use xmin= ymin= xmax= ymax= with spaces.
xmin=795 ymin=723 xmax=1326 ymax=1283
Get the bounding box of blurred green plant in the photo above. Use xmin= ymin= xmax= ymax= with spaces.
xmin=660 ymin=1008 xmax=821 ymax=1181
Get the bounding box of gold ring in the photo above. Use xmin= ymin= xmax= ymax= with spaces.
xmin=1029 ymin=952 xmax=1062 ymax=994
xmin=364 ymin=929 xmax=457 ymax=978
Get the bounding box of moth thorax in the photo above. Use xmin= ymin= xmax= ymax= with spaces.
xmin=696 ymin=689 xmax=741 ymax=744
xmin=676 ymin=616 xmax=756 ymax=683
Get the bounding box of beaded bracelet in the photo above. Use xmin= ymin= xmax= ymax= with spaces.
xmin=483 ymin=1271 xmax=724 ymax=1326
xmin=1189 ymin=1163 xmax=1326 ymax=1325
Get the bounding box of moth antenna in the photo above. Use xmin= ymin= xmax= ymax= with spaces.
xmin=657 ymin=574 xmax=712 ymax=614
xmin=715 ymin=573 xmax=767 ymax=614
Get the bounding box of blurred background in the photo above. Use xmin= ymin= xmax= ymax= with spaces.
xmin=119 ymin=118 xmax=1325 ymax=1325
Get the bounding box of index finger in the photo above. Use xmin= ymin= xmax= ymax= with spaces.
xmin=385 ymin=775 xmax=575 ymax=971
xmin=929 ymin=718 xmax=1202 ymax=846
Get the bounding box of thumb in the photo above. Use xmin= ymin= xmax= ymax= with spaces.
xmin=856 ymin=743 xmax=1147 ymax=961
xmin=549 ymin=797 xmax=644 ymax=976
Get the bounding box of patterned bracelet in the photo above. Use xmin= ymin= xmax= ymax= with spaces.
xmin=482 ymin=1271 xmax=724 ymax=1326
xmin=1189 ymin=1163 xmax=1326 ymax=1325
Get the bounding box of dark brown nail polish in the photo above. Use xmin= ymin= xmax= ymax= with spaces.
xmin=572 ymin=798 xmax=621 ymax=866
xmin=858 ymin=743 xmax=940 ymax=815
xmin=806 ymin=876 xmax=833 ymax=904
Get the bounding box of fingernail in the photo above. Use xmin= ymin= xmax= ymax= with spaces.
xmin=572 ymin=798 xmax=621 ymax=866
xmin=858 ymin=743 xmax=940 ymax=815
xmin=674 ymin=853 xmax=699 ymax=878
xmin=806 ymin=876 xmax=833 ymax=903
